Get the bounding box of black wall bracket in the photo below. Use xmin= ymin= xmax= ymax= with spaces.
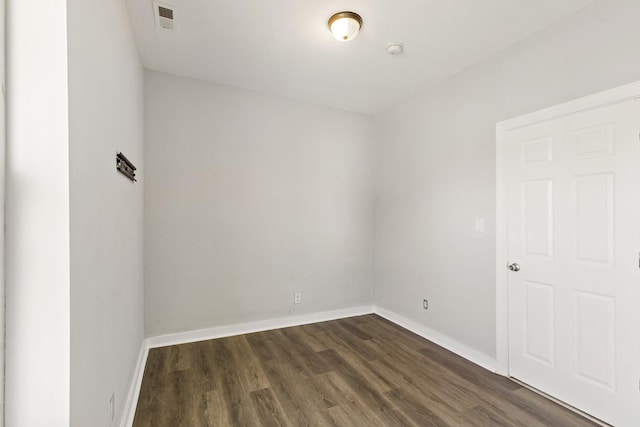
xmin=116 ymin=152 xmax=137 ymax=182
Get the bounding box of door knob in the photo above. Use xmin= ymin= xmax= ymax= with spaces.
xmin=508 ymin=263 xmax=520 ymax=272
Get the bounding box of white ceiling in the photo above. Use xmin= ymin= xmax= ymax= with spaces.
xmin=126 ymin=0 xmax=596 ymax=115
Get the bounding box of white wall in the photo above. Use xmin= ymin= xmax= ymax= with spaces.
xmin=144 ymin=71 xmax=373 ymax=337
xmin=67 ymin=0 xmax=144 ymax=425
xmin=374 ymin=0 xmax=640 ymax=359
xmin=5 ymin=0 xmax=71 ymax=425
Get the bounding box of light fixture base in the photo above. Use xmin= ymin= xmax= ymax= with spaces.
xmin=328 ymin=11 xmax=363 ymax=42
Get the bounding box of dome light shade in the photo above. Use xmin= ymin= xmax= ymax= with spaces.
xmin=328 ymin=11 xmax=362 ymax=42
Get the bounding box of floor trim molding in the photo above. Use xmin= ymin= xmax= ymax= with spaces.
xmin=373 ymin=306 xmax=497 ymax=373
xmin=120 ymin=343 xmax=150 ymax=427
xmin=146 ymin=306 xmax=376 ymax=349
xmin=120 ymin=305 xmax=497 ymax=426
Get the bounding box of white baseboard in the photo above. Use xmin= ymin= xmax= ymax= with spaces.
xmin=120 ymin=343 xmax=150 ymax=427
xmin=373 ymin=306 xmax=497 ymax=373
xmin=120 ymin=304 xmax=497 ymax=426
xmin=146 ymin=305 xmax=376 ymax=349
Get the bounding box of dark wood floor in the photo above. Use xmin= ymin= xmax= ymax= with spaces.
xmin=133 ymin=314 xmax=598 ymax=426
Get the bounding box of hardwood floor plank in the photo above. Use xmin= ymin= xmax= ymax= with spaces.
xmin=365 ymin=333 xmax=483 ymax=418
xmin=316 ymin=371 xmax=394 ymax=426
xmin=209 ymin=339 xmax=258 ymax=425
xmin=277 ymin=327 xmax=332 ymax=374
xmin=248 ymin=388 xmax=292 ymax=427
xmin=259 ymin=358 xmax=335 ymax=426
xmin=297 ymin=323 xmax=331 ymax=352
xmin=323 ymin=321 xmax=383 ymax=362
xmin=361 ymin=315 xmax=428 ymax=351
xmin=418 ymin=347 xmax=577 ymax=425
xmin=200 ymin=390 xmax=228 ymax=426
xmin=325 ymin=405 xmax=371 ymax=427
xmin=244 ymin=330 xmax=280 ymax=362
xmin=317 ymin=349 xmax=416 ymax=426
xmin=164 ymin=343 xmax=192 ymax=372
xmin=511 ymin=387 xmax=602 ymax=427
xmin=415 ymin=345 xmax=596 ymax=426
xmin=418 ymin=345 xmax=520 ymax=394
xmin=372 ymin=355 xmax=480 ymax=419
xmin=338 ymin=317 xmax=374 ymax=341
xmin=139 ymin=370 xmax=199 ymax=426
xmin=461 ymin=404 xmax=522 ymax=427
xmin=384 ymin=387 xmax=452 ymax=427
xmin=186 ymin=340 xmax=217 ymax=393
xmin=224 ymin=335 xmax=270 ymax=392
xmin=312 ymin=331 xmax=396 ymax=393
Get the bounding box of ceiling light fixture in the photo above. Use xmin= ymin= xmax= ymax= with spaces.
xmin=328 ymin=11 xmax=362 ymax=42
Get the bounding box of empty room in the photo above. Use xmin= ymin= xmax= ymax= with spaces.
xmin=5 ymin=0 xmax=640 ymax=426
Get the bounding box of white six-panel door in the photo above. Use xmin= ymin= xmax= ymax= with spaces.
xmin=505 ymin=98 xmax=640 ymax=426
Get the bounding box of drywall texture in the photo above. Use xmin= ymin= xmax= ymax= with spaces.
xmin=5 ymin=0 xmax=71 ymax=425
xmin=67 ymin=0 xmax=144 ymax=425
xmin=144 ymin=71 xmax=374 ymax=337
xmin=374 ymin=0 xmax=640 ymax=359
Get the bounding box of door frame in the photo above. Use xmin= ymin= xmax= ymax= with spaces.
xmin=1 ymin=0 xmax=5 ymax=423
xmin=495 ymin=80 xmax=640 ymax=376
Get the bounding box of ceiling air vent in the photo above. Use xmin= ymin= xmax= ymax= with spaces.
xmin=153 ymin=2 xmax=176 ymax=30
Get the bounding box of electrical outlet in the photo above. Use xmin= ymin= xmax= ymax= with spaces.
xmin=109 ymin=393 xmax=115 ymax=425
xmin=294 ymin=292 xmax=302 ymax=304
xmin=423 ymin=299 xmax=428 ymax=310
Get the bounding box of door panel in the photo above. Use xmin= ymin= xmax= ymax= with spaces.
xmin=523 ymin=280 xmax=555 ymax=366
xmin=523 ymin=179 xmax=554 ymax=257
xmin=574 ymin=291 xmax=615 ymax=391
xmin=506 ymin=99 xmax=640 ymax=426
xmin=573 ymin=123 xmax=614 ymax=159
xmin=572 ymin=173 xmax=613 ymax=264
